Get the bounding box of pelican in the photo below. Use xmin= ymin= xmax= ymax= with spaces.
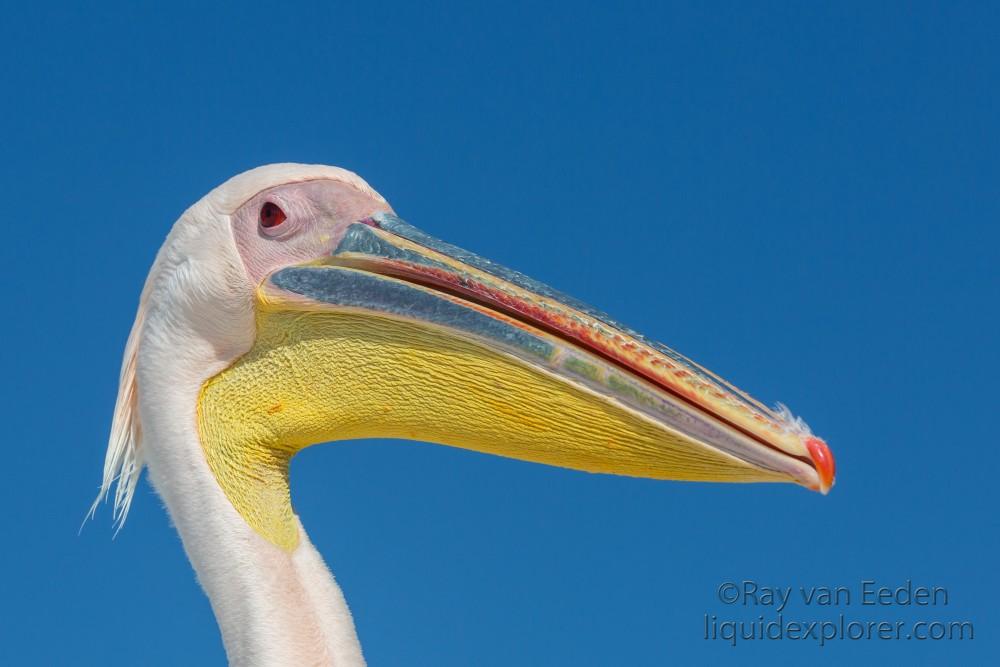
xmin=92 ymin=164 xmax=834 ymax=666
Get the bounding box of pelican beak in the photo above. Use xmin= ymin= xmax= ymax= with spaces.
xmin=199 ymin=212 xmax=834 ymax=550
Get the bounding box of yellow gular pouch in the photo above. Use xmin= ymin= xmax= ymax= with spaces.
xmin=198 ymin=302 xmax=784 ymax=551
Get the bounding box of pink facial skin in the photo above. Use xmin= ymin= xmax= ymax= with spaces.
xmin=230 ymin=179 xmax=394 ymax=287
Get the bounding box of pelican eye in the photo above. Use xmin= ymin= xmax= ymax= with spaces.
xmin=260 ymin=202 xmax=287 ymax=229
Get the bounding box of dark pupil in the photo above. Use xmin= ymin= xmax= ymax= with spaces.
xmin=261 ymin=203 xmax=282 ymax=227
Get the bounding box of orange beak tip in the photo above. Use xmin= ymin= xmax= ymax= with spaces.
xmin=805 ymin=436 xmax=836 ymax=494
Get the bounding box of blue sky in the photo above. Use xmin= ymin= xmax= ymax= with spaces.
xmin=2 ymin=2 xmax=997 ymax=664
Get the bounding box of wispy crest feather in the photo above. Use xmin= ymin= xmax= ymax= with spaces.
xmin=88 ymin=297 xmax=147 ymax=531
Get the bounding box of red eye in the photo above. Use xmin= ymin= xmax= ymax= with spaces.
xmin=260 ymin=202 xmax=287 ymax=229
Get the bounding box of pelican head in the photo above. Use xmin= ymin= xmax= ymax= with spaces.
xmin=94 ymin=163 xmax=833 ymax=663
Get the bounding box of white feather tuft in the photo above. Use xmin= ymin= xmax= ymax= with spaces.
xmin=773 ymin=402 xmax=813 ymax=437
xmin=88 ymin=294 xmax=147 ymax=532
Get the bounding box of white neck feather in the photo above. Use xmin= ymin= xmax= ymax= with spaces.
xmin=137 ymin=326 xmax=365 ymax=666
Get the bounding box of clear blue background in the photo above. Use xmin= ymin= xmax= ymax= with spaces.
xmin=2 ymin=2 xmax=996 ymax=665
